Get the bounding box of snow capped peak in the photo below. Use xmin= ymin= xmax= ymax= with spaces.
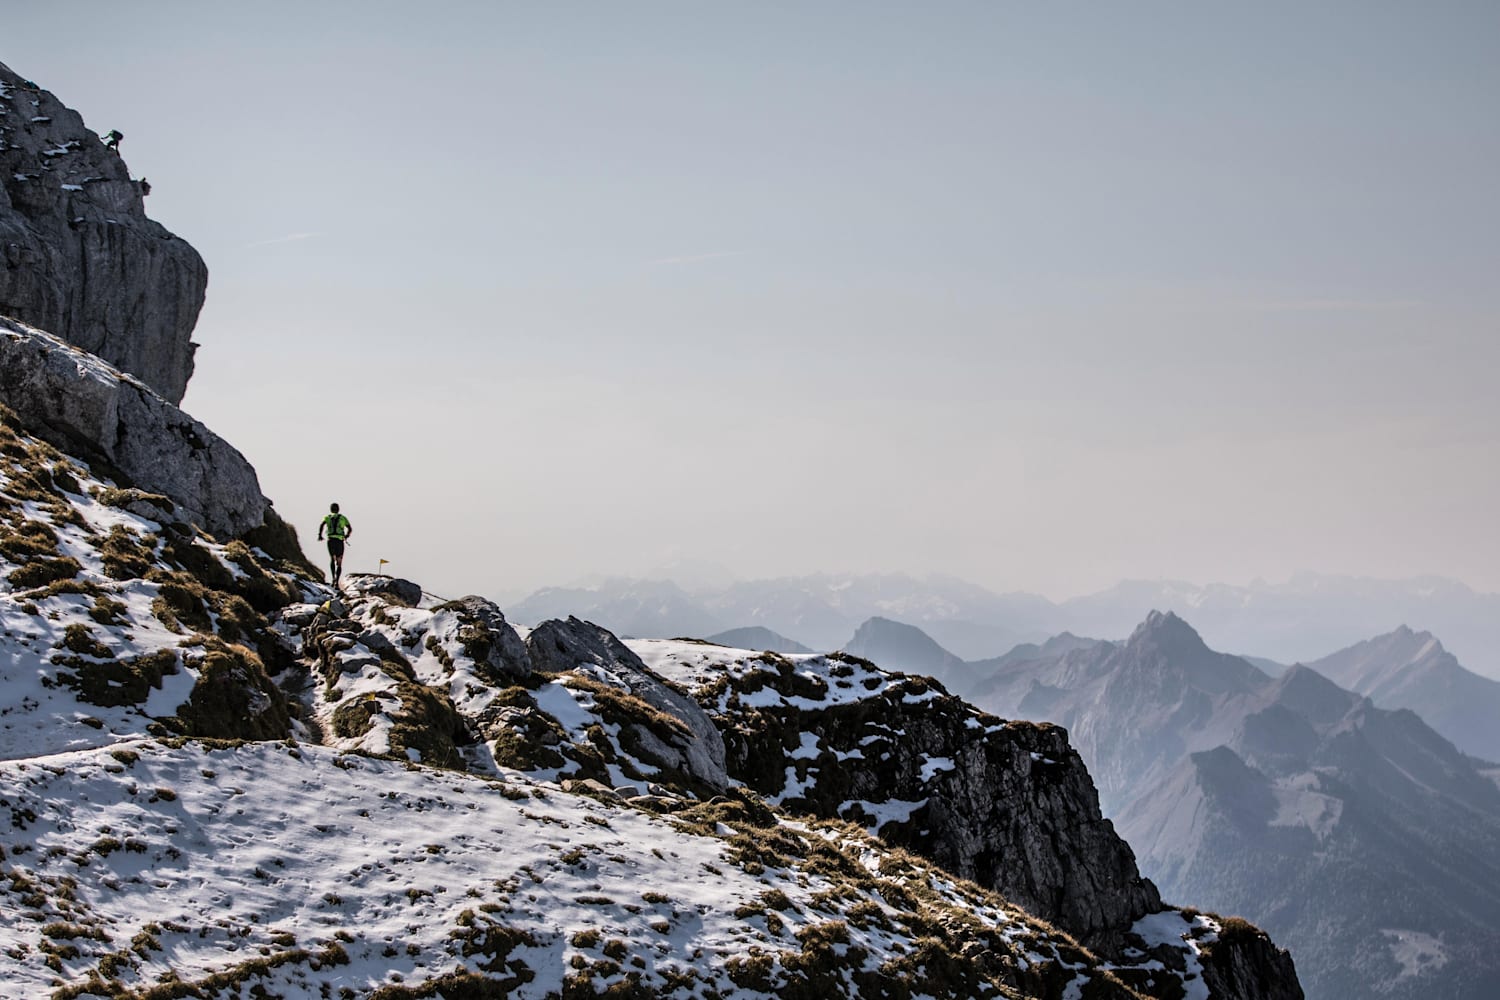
xmin=1130 ymin=609 xmax=1208 ymax=651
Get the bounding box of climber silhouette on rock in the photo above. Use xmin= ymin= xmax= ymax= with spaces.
xmin=317 ymin=502 xmax=352 ymax=586
xmin=102 ymin=129 xmax=122 ymax=152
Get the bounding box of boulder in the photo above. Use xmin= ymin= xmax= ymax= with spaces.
xmin=527 ymin=617 xmax=728 ymax=790
xmin=344 ymin=574 xmax=424 ymax=608
xmin=436 ymin=595 xmax=532 ymax=681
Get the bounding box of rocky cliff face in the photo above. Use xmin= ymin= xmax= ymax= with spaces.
xmin=527 ymin=616 xmax=730 ymax=791
xmin=636 ymin=640 xmax=1160 ymax=950
xmin=0 ymin=62 xmax=205 ymax=403
xmin=0 ymin=316 xmax=272 ymax=541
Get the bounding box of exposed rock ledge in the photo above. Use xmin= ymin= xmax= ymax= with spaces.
xmin=0 ymin=315 xmax=267 ymax=540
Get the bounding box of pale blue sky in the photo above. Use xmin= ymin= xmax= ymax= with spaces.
xmin=8 ymin=2 xmax=1498 ymax=599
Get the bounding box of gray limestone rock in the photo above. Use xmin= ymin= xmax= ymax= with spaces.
xmin=343 ymin=575 xmax=424 ymax=608
xmin=278 ymin=604 xmax=320 ymax=629
xmin=0 ymin=317 xmax=270 ymax=539
xmin=528 ymin=617 xmax=728 ymax=791
xmin=0 ymin=63 xmax=206 ymax=403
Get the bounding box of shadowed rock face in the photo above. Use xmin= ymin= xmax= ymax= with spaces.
xmin=684 ymin=649 xmax=1162 ymax=952
xmin=1199 ymin=923 xmax=1305 ymax=1000
xmin=0 ymin=62 xmax=206 ymax=403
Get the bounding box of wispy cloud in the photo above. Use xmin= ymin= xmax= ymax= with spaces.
xmin=1240 ymin=298 xmax=1423 ymax=312
xmin=648 ymin=250 xmax=745 ymax=266
xmin=245 ymin=232 xmax=322 ymax=248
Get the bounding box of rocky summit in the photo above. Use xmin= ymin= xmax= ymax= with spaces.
xmin=0 ymin=61 xmax=206 ymax=404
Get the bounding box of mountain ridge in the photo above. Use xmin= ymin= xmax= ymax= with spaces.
xmin=965 ymin=610 xmax=1500 ymax=1000
xmin=0 ymin=408 xmax=1303 ymax=998
xmin=1307 ymin=626 xmax=1500 ymax=762
xmin=507 ymin=571 xmax=1500 ymax=678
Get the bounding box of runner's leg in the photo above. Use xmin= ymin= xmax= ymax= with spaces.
xmin=328 ymin=538 xmax=346 ymax=586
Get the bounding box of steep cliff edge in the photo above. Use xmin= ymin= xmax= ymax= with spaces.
xmin=0 ymin=61 xmax=205 ymax=403
xmin=633 ymin=638 xmax=1301 ymax=1000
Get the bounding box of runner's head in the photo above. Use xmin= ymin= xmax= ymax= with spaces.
xmin=330 ymin=502 xmax=340 ymax=513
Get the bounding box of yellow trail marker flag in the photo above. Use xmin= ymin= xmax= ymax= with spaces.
xmin=378 ymin=559 xmax=389 ymax=574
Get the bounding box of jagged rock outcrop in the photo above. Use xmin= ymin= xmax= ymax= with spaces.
xmin=0 ymin=63 xmax=206 ymax=403
xmin=440 ymin=595 xmax=532 ymax=681
xmin=919 ymin=719 xmax=1163 ymax=950
xmin=342 ymin=573 xmax=424 ymax=608
xmin=1199 ymin=921 xmax=1306 ymax=1000
xmin=0 ymin=317 xmax=270 ymax=539
xmin=638 ymin=642 xmax=1160 ymax=950
xmin=635 ymin=639 xmax=1303 ymax=995
xmin=528 ymin=617 xmax=729 ymax=791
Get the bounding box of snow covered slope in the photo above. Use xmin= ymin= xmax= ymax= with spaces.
xmin=0 ymin=410 xmax=303 ymax=763
xmin=0 ymin=407 xmax=1299 ymax=998
xmin=4 ymin=738 xmax=1204 ymax=999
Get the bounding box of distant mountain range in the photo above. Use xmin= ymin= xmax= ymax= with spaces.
xmin=703 ymin=625 xmax=812 ymax=654
xmin=506 ymin=569 xmax=1500 ymax=997
xmin=843 ymin=616 xmax=968 ymax=684
xmin=847 ymin=613 xmax=1500 ymax=772
xmin=506 ymin=572 xmax=1500 ymax=679
xmin=1306 ymin=626 xmax=1500 ymax=763
xmin=509 ymin=573 xmax=1044 ymax=654
xmin=954 ymin=611 xmax=1500 ymax=1000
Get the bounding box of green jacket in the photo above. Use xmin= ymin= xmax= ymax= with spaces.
xmin=321 ymin=513 xmax=351 ymax=540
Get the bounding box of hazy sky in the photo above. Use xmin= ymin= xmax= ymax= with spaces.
xmin=9 ymin=2 xmax=1498 ymax=601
